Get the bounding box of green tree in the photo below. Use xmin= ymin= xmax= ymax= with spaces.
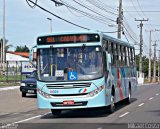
xmin=15 ymin=45 xmax=29 ymax=52
xmin=135 ymin=54 xmax=159 ymax=78
xmin=0 ymin=38 xmax=13 ymax=52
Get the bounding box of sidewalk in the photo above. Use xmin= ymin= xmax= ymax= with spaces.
xmin=138 ymin=82 xmax=160 ymax=86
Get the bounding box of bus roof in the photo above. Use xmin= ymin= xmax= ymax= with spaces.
xmin=37 ymin=30 xmax=134 ymax=47
xmin=102 ymin=34 xmax=134 ymax=48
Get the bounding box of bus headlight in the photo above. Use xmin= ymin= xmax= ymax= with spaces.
xmin=87 ymin=85 xmax=104 ymax=97
xmin=37 ymin=88 xmax=52 ymax=98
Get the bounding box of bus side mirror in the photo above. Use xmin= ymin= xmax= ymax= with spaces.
xmin=29 ymin=48 xmax=34 ymax=62
xmin=107 ymin=53 xmax=111 ymax=64
xmin=29 ymin=46 xmax=37 ymax=62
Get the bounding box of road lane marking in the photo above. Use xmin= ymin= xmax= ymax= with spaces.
xmin=138 ymin=103 xmax=144 ymax=107
xmin=0 ymin=86 xmax=19 ymax=91
xmin=156 ymin=93 xmax=159 ymax=96
xmin=14 ymin=115 xmax=42 ymax=123
xmin=119 ymin=112 xmax=129 ymax=118
xmin=43 ymin=112 xmax=51 ymax=116
xmin=149 ymin=97 xmax=154 ymax=100
xmin=0 ymin=113 xmax=48 ymax=128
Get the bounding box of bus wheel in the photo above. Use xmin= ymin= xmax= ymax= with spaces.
xmin=108 ymin=95 xmax=115 ymax=113
xmin=51 ymin=109 xmax=62 ymax=116
xmin=125 ymin=88 xmax=131 ymax=104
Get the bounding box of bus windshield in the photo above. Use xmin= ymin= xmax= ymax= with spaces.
xmin=37 ymin=46 xmax=103 ymax=82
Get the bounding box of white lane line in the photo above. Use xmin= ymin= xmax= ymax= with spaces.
xmin=43 ymin=112 xmax=51 ymax=116
xmin=14 ymin=115 xmax=42 ymax=123
xmin=119 ymin=112 xmax=130 ymax=118
xmin=156 ymin=93 xmax=159 ymax=96
xmin=149 ymin=97 xmax=154 ymax=100
xmin=138 ymin=103 xmax=144 ymax=107
xmin=0 ymin=86 xmax=19 ymax=91
xmin=0 ymin=113 xmax=48 ymax=128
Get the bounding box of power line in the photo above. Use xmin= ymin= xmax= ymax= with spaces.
xmin=26 ymin=0 xmax=38 ymax=8
xmin=130 ymin=0 xmax=143 ymax=18
xmin=86 ymin=0 xmax=118 ymax=16
xmin=123 ymin=10 xmax=160 ymax=12
xmin=26 ymin=0 xmax=119 ymax=34
xmin=70 ymin=0 xmax=116 ymax=22
xmin=56 ymin=0 xmax=116 ymax=26
xmin=93 ymin=0 xmax=117 ymax=11
xmin=27 ymin=0 xmax=90 ymax=30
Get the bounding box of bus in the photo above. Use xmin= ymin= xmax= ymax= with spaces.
xmin=30 ymin=31 xmax=137 ymax=115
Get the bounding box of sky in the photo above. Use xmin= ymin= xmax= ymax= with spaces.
xmin=0 ymin=0 xmax=160 ymax=57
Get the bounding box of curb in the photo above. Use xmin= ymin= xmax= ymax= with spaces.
xmin=0 ymin=86 xmax=20 ymax=91
xmin=138 ymin=82 xmax=160 ymax=86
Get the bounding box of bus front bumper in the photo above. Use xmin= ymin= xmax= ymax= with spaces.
xmin=37 ymin=90 xmax=109 ymax=109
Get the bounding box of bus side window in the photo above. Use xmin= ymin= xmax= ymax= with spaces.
xmin=118 ymin=45 xmax=122 ymax=66
xmin=115 ymin=44 xmax=119 ymax=66
xmin=124 ymin=46 xmax=127 ymax=66
xmin=103 ymin=52 xmax=107 ymax=74
xmin=121 ymin=46 xmax=124 ymax=66
xmin=128 ymin=47 xmax=132 ymax=66
xmin=111 ymin=42 xmax=114 ymax=65
xmin=108 ymin=41 xmax=111 ymax=54
xmin=130 ymin=48 xmax=133 ymax=66
xmin=126 ymin=47 xmax=129 ymax=66
xmin=102 ymin=39 xmax=108 ymax=51
xmin=132 ymin=48 xmax=135 ymax=65
xmin=113 ymin=43 xmax=117 ymax=66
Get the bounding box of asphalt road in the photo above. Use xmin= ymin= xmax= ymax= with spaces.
xmin=0 ymin=83 xmax=160 ymax=129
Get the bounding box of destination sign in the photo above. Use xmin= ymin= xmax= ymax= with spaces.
xmin=37 ymin=34 xmax=100 ymax=45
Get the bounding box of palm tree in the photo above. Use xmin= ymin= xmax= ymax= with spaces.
xmin=5 ymin=44 xmax=13 ymax=52
xmin=0 ymin=38 xmax=12 ymax=52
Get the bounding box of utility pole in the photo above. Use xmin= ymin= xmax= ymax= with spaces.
xmin=152 ymin=41 xmax=158 ymax=82
xmin=135 ymin=18 xmax=148 ymax=77
xmin=145 ymin=29 xmax=154 ymax=82
xmin=2 ymin=0 xmax=6 ymax=74
xmin=0 ymin=39 xmax=2 ymax=68
xmin=158 ymin=50 xmax=160 ymax=82
xmin=117 ymin=0 xmax=122 ymax=39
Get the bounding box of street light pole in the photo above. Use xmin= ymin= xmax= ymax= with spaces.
xmin=47 ymin=18 xmax=52 ymax=32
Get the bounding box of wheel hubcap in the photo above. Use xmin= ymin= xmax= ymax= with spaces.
xmin=111 ymin=96 xmax=115 ymax=110
xmin=128 ymin=90 xmax=131 ymax=101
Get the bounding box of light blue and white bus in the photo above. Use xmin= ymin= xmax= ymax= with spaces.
xmin=30 ymin=31 xmax=137 ymax=115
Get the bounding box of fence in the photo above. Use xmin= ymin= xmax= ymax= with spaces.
xmin=0 ymin=61 xmax=32 ymax=83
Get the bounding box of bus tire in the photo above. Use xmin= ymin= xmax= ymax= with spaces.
xmin=125 ymin=88 xmax=131 ymax=104
xmin=51 ymin=109 xmax=62 ymax=116
xmin=22 ymin=92 xmax=26 ymax=97
xmin=108 ymin=94 xmax=115 ymax=113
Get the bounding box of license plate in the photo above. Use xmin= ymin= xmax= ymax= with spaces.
xmin=28 ymin=90 xmax=34 ymax=93
xmin=63 ymin=100 xmax=75 ymax=105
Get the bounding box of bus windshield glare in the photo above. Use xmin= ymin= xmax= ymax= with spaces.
xmin=37 ymin=46 xmax=103 ymax=82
